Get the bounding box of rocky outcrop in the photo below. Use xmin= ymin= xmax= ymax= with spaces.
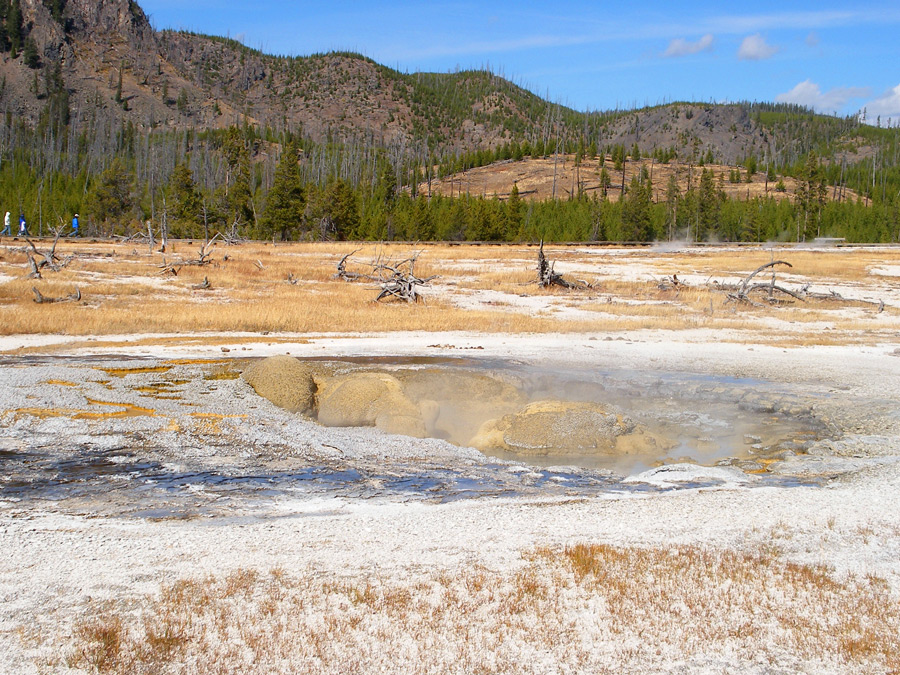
xmin=316 ymin=372 xmax=427 ymax=438
xmin=396 ymin=369 xmax=526 ymax=444
xmin=241 ymin=355 xmax=317 ymax=415
xmin=470 ymin=400 xmax=672 ymax=457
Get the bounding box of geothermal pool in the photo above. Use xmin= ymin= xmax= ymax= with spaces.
xmin=0 ymin=355 xmax=836 ymax=519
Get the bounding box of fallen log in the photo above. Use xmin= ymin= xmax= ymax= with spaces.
xmin=32 ymin=287 xmax=81 ymax=304
xmin=727 ymin=260 xmax=796 ymax=305
xmin=374 ymin=254 xmax=438 ymax=303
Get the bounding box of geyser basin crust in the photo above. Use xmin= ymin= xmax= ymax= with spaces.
xmin=238 ymin=355 xmax=825 ymax=471
xmin=470 ymin=399 xmax=670 ymax=457
xmin=241 ymin=354 xmax=316 ymax=414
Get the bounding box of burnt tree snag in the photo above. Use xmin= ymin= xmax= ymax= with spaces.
xmin=727 ymin=260 xmax=801 ymax=306
xmin=537 ymin=240 xmax=591 ymax=289
xmin=374 ymin=253 xmax=437 ymax=303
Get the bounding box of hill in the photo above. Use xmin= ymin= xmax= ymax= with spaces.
xmin=0 ymin=0 xmax=897 ymax=244
xmin=0 ymin=0 xmax=884 ymax=165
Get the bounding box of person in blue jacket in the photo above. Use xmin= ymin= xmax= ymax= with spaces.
xmin=18 ymin=214 xmax=27 ymax=236
xmin=71 ymin=213 xmax=80 ymax=236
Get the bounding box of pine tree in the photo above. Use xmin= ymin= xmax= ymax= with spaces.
xmin=665 ymin=173 xmax=681 ymax=240
xmin=168 ymin=162 xmax=201 ymax=234
xmin=621 ymin=175 xmax=651 ymax=241
xmin=697 ymin=168 xmax=720 ymax=240
xmin=262 ymin=143 xmax=304 ymax=240
xmin=8 ymin=0 xmax=22 ymax=57
xmin=114 ymin=61 xmax=123 ymax=103
xmin=506 ymin=181 xmax=523 ymax=238
xmin=321 ymin=179 xmax=359 ymax=240
xmin=87 ymin=160 xmax=134 ymax=225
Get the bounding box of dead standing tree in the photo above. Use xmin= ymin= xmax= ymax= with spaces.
xmin=536 ymin=240 xmax=592 ymax=289
xmin=23 ymin=231 xmax=75 ymax=279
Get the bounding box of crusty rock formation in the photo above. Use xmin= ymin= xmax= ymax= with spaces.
xmin=396 ymin=369 xmax=526 ymax=443
xmin=241 ymin=355 xmax=317 ymax=415
xmin=470 ymin=400 xmax=671 ymax=457
xmin=316 ymin=372 xmax=426 ymax=438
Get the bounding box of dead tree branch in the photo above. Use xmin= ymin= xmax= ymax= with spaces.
xmin=32 ymin=287 xmax=81 ymax=304
xmin=159 ymin=234 xmax=220 ymax=275
xmin=727 ymin=260 xmax=797 ymax=305
xmin=23 ymin=231 xmax=75 ymax=276
xmin=536 ymin=240 xmax=591 ymax=289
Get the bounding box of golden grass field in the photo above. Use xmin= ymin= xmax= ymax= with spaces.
xmin=1 ymin=237 xmax=898 ymax=348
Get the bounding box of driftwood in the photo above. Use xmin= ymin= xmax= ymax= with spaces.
xmin=536 ymin=240 xmax=591 ymax=289
xmin=798 ymin=285 xmax=885 ymax=311
xmin=113 ymin=231 xmax=149 ymax=243
xmin=374 ymin=253 xmax=438 ymax=303
xmin=160 ymin=234 xmax=220 ymax=275
xmin=24 ymin=231 xmax=74 ymax=277
xmin=26 ymin=253 xmax=43 ymax=279
xmin=335 ymin=249 xmax=374 ymax=282
xmin=191 ymin=277 xmax=211 ymax=290
xmin=222 ymin=222 xmax=246 ymax=246
xmin=334 ymin=248 xmax=435 ymax=302
xmin=723 ymin=260 xmax=885 ymax=311
xmin=726 ymin=260 xmax=799 ymax=306
xmin=657 ymin=274 xmax=684 ymax=291
xmin=32 ymin=286 xmax=81 ymax=304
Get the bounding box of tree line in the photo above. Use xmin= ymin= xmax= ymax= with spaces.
xmin=1 ymin=105 xmax=898 ymax=243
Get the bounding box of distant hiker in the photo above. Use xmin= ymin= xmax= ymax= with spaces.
xmin=18 ymin=214 xmax=27 ymax=236
xmin=1 ymin=211 xmax=9 ymax=236
xmin=71 ymin=213 xmax=79 ymax=237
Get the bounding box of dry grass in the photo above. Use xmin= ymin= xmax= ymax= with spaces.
xmin=1 ymin=240 xmax=899 ymax=345
xmin=416 ymin=154 xmax=864 ymax=205
xmin=58 ymin=543 xmax=899 ymax=674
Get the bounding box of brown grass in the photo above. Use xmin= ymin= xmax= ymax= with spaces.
xmin=58 ymin=543 xmax=900 ymax=674
xmin=1 ymin=240 xmax=898 ymax=346
xmin=416 ymin=154 xmax=864 ymax=205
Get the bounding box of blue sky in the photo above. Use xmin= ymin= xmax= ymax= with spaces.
xmin=138 ymin=1 xmax=900 ymax=123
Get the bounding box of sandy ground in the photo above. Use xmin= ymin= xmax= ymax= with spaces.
xmin=1 ymin=330 xmax=900 ymax=673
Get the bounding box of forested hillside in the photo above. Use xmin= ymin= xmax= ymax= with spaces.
xmin=0 ymin=0 xmax=898 ymax=242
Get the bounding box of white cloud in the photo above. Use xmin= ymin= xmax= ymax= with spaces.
xmin=805 ymin=31 xmax=820 ymax=47
xmin=737 ymin=33 xmax=778 ymax=60
xmin=863 ymin=84 xmax=900 ymax=121
xmin=776 ymin=80 xmax=871 ymax=113
xmin=663 ymin=34 xmax=714 ymax=57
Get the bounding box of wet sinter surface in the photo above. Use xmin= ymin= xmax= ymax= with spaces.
xmin=0 ymin=356 xmax=841 ymax=519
